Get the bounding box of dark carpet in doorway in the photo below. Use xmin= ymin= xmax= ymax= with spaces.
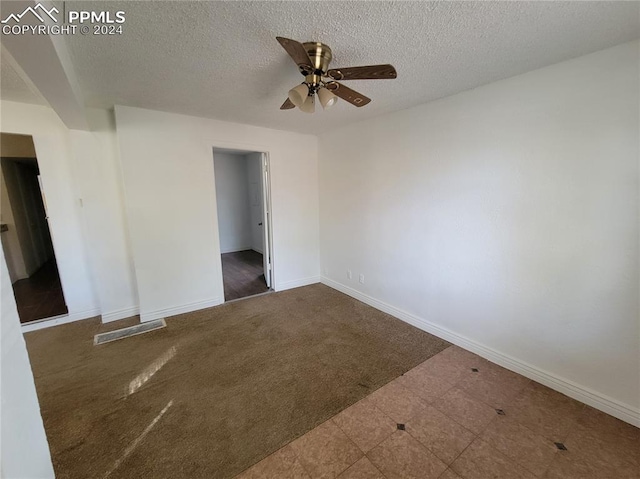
xmin=25 ymin=283 xmax=450 ymax=479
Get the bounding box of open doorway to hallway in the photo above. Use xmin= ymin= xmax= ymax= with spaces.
xmin=213 ymin=148 xmax=273 ymax=301
xmin=0 ymin=133 xmax=68 ymax=323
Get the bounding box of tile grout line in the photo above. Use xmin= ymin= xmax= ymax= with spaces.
xmin=444 ymin=359 xmax=640 ymax=475
xmin=288 ymin=418 xmax=365 ymax=479
xmin=559 ymin=404 xmax=640 ymax=472
xmin=393 ymin=350 xmax=551 ymax=475
xmin=239 ymin=346 xmax=637 ymax=478
xmin=234 ymin=348 xmax=456 ymax=478
xmin=365 ymin=351 xmax=480 ymax=470
xmin=410 ymin=361 xmax=483 ymax=472
xmin=432 ymin=376 xmax=563 ymax=477
xmin=427 ymin=355 xmax=582 ymax=472
xmin=330 ymin=348 xmax=471 ymax=475
xmin=477 ymin=414 xmax=556 ymax=478
xmin=427 ymin=352 xmax=635 ymax=477
xmin=330 ymin=414 xmax=389 ymax=465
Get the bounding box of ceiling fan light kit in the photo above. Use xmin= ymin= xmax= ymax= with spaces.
xmin=288 ymin=83 xmax=309 ymax=107
xmin=277 ymin=37 xmax=397 ymax=113
xmin=288 ymin=83 xmax=337 ymax=113
xmin=317 ymin=87 xmax=337 ymax=109
xmin=299 ymin=93 xmax=315 ymax=113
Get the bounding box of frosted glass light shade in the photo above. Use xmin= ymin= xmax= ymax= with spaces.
xmin=318 ymin=87 xmax=337 ymax=109
xmin=299 ymin=94 xmax=315 ymax=113
xmin=288 ymin=83 xmax=309 ymax=107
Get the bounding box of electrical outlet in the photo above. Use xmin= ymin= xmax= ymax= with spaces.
xmin=359 ymin=274 xmax=365 ymax=284
xmin=347 ymin=269 xmax=352 ymax=280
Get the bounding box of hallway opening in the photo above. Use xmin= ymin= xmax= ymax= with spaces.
xmin=213 ymin=147 xmax=273 ymax=302
xmin=0 ymin=133 xmax=67 ymax=323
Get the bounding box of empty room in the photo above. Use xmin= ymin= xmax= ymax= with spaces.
xmin=0 ymin=2 xmax=638 ymax=479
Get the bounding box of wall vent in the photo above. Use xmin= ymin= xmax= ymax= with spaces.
xmin=94 ymin=319 xmax=166 ymax=345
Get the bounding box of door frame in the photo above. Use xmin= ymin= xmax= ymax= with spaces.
xmin=210 ymin=144 xmax=275 ymax=300
xmin=261 ymin=152 xmax=274 ymax=289
xmin=0 ymin=135 xmax=70 ymax=325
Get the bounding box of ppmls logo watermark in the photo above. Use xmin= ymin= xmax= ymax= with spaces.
xmin=1 ymin=3 xmax=125 ymax=36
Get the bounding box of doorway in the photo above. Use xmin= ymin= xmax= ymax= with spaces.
xmin=213 ymin=148 xmax=273 ymax=301
xmin=0 ymin=133 xmax=68 ymax=323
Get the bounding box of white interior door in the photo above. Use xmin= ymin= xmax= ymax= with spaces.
xmin=261 ymin=153 xmax=272 ymax=288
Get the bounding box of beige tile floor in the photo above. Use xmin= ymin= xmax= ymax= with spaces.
xmin=236 ymin=345 xmax=639 ymax=479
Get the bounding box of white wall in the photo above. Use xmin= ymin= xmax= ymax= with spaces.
xmin=115 ymin=106 xmax=320 ymax=321
xmin=68 ymin=109 xmax=139 ymax=322
xmin=319 ymin=41 xmax=639 ymax=424
xmin=213 ymin=151 xmax=252 ymax=253
xmin=0 ymin=102 xmax=138 ymax=326
xmin=0 ymin=246 xmax=55 ymax=478
xmin=246 ymin=152 xmax=265 ymax=254
xmin=0 ymin=101 xmax=100 ymax=321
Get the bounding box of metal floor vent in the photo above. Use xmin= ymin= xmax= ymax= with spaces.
xmin=94 ymin=319 xmax=166 ymax=345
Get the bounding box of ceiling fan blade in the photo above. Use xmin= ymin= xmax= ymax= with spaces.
xmin=325 ymin=82 xmax=371 ymax=107
xmin=327 ymin=64 xmax=397 ymax=81
xmin=276 ymin=37 xmax=314 ymax=74
xmin=280 ymin=98 xmax=295 ymax=110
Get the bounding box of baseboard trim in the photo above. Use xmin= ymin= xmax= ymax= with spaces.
xmin=101 ymin=306 xmax=140 ymax=323
xmin=140 ymin=297 xmax=223 ymax=322
xmin=21 ymin=308 xmax=101 ymax=333
xmin=276 ymin=276 xmax=321 ymax=292
xmin=321 ymin=276 xmax=640 ymax=427
xmin=220 ymin=246 xmax=252 ymax=254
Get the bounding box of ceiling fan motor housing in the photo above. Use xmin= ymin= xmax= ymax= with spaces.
xmin=300 ymin=42 xmax=332 ymax=95
xmin=302 ymin=42 xmax=332 ymax=75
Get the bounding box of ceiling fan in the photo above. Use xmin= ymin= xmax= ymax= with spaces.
xmin=276 ymin=37 xmax=397 ymax=113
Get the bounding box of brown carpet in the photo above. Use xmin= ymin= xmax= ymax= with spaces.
xmin=25 ymin=283 xmax=450 ymax=479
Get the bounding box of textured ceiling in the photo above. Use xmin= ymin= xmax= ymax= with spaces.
xmin=0 ymin=52 xmax=48 ymax=106
xmin=64 ymin=1 xmax=639 ymax=135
